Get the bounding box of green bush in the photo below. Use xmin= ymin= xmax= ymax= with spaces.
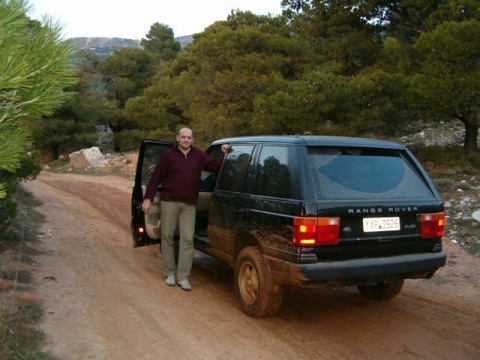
xmin=412 ymin=145 xmax=466 ymax=167
xmin=0 ymin=172 xmax=18 ymax=235
xmin=467 ymin=154 xmax=480 ymax=169
xmin=0 ymin=151 xmax=41 ymax=236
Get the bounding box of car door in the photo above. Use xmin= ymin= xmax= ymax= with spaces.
xmin=131 ymin=139 xmax=172 ymax=247
xmin=207 ymin=144 xmax=255 ymax=265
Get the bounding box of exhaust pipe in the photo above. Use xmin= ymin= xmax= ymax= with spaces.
xmin=410 ymin=271 xmax=435 ymax=279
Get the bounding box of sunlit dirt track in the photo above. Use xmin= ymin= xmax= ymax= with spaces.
xmin=22 ymin=172 xmax=480 ymax=360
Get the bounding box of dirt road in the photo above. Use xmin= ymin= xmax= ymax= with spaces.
xmin=21 ymin=172 xmax=480 ymax=360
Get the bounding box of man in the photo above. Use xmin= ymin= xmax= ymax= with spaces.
xmin=142 ymin=128 xmax=230 ymax=291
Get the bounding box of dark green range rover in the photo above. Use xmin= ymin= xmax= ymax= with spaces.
xmin=131 ymin=136 xmax=447 ymax=317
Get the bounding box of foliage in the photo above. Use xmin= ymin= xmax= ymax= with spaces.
xmin=0 ymin=0 xmax=77 ymax=230
xmin=409 ymin=19 xmax=480 ymax=154
xmin=126 ymin=11 xmax=309 ymax=144
xmin=278 ymin=0 xmax=479 ymax=153
xmin=0 ymin=3 xmax=76 ymax=123
xmin=412 ymin=145 xmax=480 ymax=175
xmin=97 ymin=36 xmax=168 ymax=151
xmin=282 ymin=0 xmax=384 ymax=75
xmin=22 ymin=1 xmax=480 ymax=158
xmin=0 ymin=172 xmax=17 ymax=234
xmin=28 ymin=51 xmax=105 ymax=159
xmin=0 ymin=141 xmax=40 ymax=235
xmin=140 ymin=23 xmax=181 ymax=62
xmin=98 ymin=48 xmax=156 ymax=107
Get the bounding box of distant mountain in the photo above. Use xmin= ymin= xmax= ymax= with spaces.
xmin=69 ymin=36 xmax=193 ymax=58
xmin=175 ymin=35 xmax=194 ymax=48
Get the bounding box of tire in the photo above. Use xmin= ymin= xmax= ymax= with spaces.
xmin=234 ymin=246 xmax=283 ymax=317
xmin=357 ymin=279 xmax=404 ymax=300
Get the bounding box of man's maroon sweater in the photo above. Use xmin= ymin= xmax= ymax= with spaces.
xmin=144 ymin=146 xmax=223 ymax=204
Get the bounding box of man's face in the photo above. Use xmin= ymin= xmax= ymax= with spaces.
xmin=177 ymin=129 xmax=193 ymax=150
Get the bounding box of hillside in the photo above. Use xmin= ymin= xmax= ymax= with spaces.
xmin=69 ymin=35 xmax=193 ymax=58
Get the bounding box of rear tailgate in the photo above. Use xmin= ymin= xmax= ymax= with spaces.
xmin=308 ymin=146 xmax=444 ymax=260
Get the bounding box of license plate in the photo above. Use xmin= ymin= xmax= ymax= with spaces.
xmin=363 ymin=217 xmax=400 ymax=232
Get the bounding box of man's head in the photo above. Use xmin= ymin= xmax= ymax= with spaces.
xmin=176 ymin=128 xmax=193 ymax=151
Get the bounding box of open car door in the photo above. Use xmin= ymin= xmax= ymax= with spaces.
xmin=131 ymin=139 xmax=172 ymax=247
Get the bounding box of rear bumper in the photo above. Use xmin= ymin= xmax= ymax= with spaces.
xmin=266 ymin=252 xmax=447 ymax=287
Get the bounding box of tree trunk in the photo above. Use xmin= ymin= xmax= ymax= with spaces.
xmin=463 ymin=119 xmax=479 ymax=155
xmin=51 ymin=144 xmax=60 ymax=160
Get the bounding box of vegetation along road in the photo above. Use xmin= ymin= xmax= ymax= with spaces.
xmin=11 ymin=171 xmax=480 ymax=359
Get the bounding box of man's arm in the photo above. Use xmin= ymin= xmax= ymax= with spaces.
xmin=203 ymin=144 xmax=231 ymax=173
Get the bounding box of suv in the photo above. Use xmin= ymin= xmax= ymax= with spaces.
xmin=131 ymin=136 xmax=447 ymax=317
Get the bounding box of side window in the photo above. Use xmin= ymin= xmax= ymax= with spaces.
xmin=200 ymin=145 xmax=226 ymax=191
xmin=217 ymin=145 xmax=254 ymax=192
xmin=207 ymin=145 xmax=225 ymax=160
xmin=141 ymin=143 xmax=172 ymax=186
xmin=254 ymin=146 xmax=293 ymax=198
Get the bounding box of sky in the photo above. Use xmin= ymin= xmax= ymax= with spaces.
xmin=28 ymin=0 xmax=283 ymax=39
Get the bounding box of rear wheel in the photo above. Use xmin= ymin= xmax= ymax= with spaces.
xmin=234 ymin=246 xmax=283 ymax=317
xmin=357 ymin=279 xmax=404 ymax=300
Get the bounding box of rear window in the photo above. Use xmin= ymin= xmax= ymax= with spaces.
xmin=309 ymin=147 xmax=435 ymax=201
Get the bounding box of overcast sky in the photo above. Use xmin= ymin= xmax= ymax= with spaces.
xmin=28 ymin=0 xmax=283 ymax=39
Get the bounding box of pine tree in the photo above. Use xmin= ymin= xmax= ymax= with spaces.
xmin=0 ymin=0 xmax=77 ymax=228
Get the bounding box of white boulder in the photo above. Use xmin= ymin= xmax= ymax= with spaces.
xmin=472 ymin=210 xmax=480 ymax=223
xmin=69 ymin=147 xmax=106 ymax=169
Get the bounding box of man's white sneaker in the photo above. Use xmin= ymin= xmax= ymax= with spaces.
xmin=177 ymin=279 xmax=192 ymax=291
xmin=165 ymin=275 xmax=176 ymax=286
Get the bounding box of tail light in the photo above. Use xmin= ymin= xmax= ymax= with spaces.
xmin=293 ymin=217 xmax=340 ymax=246
xmin=419 ymin=212 xmax=445 ymax=238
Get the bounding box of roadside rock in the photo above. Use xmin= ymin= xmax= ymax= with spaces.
xmin=69 ymin=147 xmax=105 ymax=169
xmin=473 ymin=210 xmax=480 ymax=223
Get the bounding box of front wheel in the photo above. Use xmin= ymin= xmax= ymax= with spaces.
xmin=357 ymin=279 xmax=404 ymax=300
xmin=234 ymin=246 xmax=283 ymax=317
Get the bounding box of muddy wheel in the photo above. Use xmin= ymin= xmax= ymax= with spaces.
xmin=234 ymin=246 xmax=283 ymax=317
xmin=357 ymin=279 xmax=404 ymax=300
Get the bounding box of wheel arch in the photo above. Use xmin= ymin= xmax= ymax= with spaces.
xmin=233 ymin=231 xmax=279 ymax=293
xmin=233 ymin=230 xmax=260 ymax=264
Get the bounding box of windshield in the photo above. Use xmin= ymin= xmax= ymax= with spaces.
xmin=308 ymin=147 xmax=435 ymax=201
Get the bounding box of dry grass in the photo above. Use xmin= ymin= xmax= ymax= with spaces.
xmin=0 ymin=187 xmax=53 ymax=360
